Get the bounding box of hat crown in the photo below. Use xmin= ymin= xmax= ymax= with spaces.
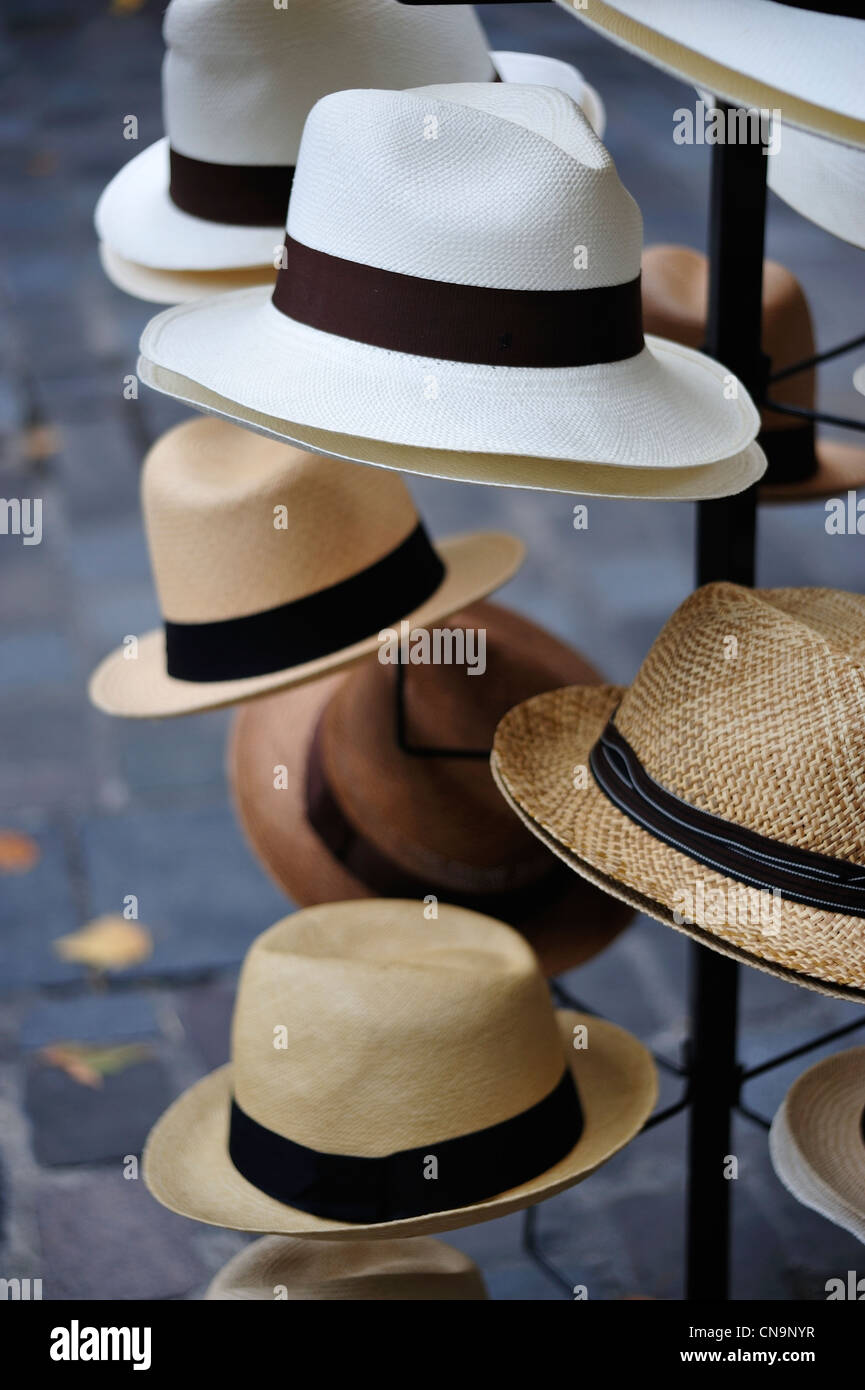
xmin=616 ymin=584 xmax=865 ymax=862
xmin=162 ymin=0 xmax=493 ymax=166
xmin=231 ymin=902 xmax=566 ymax=1156
xmin=288 ymin=85 xmax=642 ymax=291
xmin=141 ymin=418 xmax=419 ymax=624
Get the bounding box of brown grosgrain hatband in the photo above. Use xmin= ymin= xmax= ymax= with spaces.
xmin=272 ymin=236 xmax=644 ymax=368
xmin=168 ymin=148 xmax=294 ymax=227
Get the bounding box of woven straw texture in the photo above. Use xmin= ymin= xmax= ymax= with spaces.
xmin=96 ymin=49 xmax=603 ymax=282
xmin=769 ymin=1046 xmax=865 ymax=1242
xmin=563 ymin=0 xmax=865 ymax=147
xmin=228 ymin=601 xmax=634 ymax=976
xmin=138 ymin=359 xmax=768 ymax=499
xmin=769 ymin=122 xmax=865 ymax=251
xmin=87 ymin=417 xmax=522 ymax=717
xmin=143 ymin=900 xmax=657 ymax=1238
xmin=492 ymin=583 xmax=865 ymax=999
xmin=642 ymin=245 xmax=865 ymax=503
xmin=205 ymin=1234 xmax=489 ymax=1301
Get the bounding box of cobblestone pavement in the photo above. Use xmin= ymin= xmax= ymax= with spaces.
xmin=1 ymin=1 xmax=864 ymax=1300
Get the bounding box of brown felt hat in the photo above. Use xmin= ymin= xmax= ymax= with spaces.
xmin=493 ymin=583 xmax=865 ymax=1002
xmin=143 ymin=900 xmax=658 ymax=1239
xmin=205 ymin=1234 xmax=489 ymax=1300
xmin=229 ymin=600 xmax=634 ymax=977
xmin=642 ymin=245 xmax=865 ymax=504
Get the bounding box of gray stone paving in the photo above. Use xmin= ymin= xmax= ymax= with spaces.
xmin=1 ymin=1 xmax=864 ymax=1300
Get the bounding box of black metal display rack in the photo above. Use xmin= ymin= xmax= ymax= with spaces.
xmin=393 ymin=2 xmax=865 ymax=1297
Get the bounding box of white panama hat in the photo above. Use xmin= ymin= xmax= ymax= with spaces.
xmin=767 ymin=122 xmax=865 ymax=250
xmin=557 ymin=0 xmax=865 ymax=148
xmin=94 ymin=0 xmax=606 ymax=303
xmin=769 ymin=1046 xmax=865 ymax=1243
xmin=138 ymin=83 xmax=766 ymax=498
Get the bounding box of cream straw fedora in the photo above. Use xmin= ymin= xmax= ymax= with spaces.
xmin=87 ymin=417 xmax=522 ymax=719
xmin=137 ymin=83 xmax=766 ymax=498
xmin=769 ymin=1046 xmax=865 ymax=1243
xmin=767 ymin=122 xmax=865 ymax=250
xmin=205 ymin=1234 xmax=489 ymax=1300
xmin=642 ymin=245 xmax=865 ymax=502
xmin=143 ymin=900 xmax=658 ymax=1239
xmin=492 ymin=583 xmax=865 ymax=1002
xmin=94 ymin=0 xmax=605 ymax=305
xmin=557 ymin=0 xmax=865 ymax=148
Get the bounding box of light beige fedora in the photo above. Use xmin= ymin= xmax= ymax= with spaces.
xmin=769 ymin=1047 xmax=865 ymax=1243
xmin=206 ymin=1234 xmax=488 ymax=1300
xmin=557 ymin=0 xmax=865 ymax=148
xmin=492 ymin=583 xmax=865 ymax=1002
xmin=143 ymin=900 xmax=657 ymax=1239
xmin=87 ymin=417 xmax=522 ymax=718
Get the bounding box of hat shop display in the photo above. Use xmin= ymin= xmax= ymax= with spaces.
xmin=228 ymin=599 xmax=635 ymax=978
xmin=205 ymin=1234 xmax=490 ymax=1301
xmin=642 ymin=245 xmax=865 ymax=502
xmin=143 ymin=901 xmax=658 ymax=1239
xmin=558 ymin=0 xmax=865 ymax=148
xmin=769 ymin=1046 xmax=865 ymax=1244
xmin=95 ymin=0 xmax=606 ymax=306
xmin=137 ymin=82 xmax=767 ymax=499
xmin=81 ymin=0 xmax=865 ymax=1304
xmin=492 ymin=583 xmax=865 ymax=1002
xmin=87 ymin=416 xmax=523 ymax=718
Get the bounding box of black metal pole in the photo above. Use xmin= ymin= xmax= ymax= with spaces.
xmin=686 ymin=112 xmax=768 ymax=1302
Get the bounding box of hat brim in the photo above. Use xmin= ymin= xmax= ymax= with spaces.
xmin=491 ymin=684 xmax=865 ymax=1002
xmin=759 ymin=438 xmax=865 ymax=504
xmin=769 ymin=1047 xmax=865 ymax=1242
xmin=143 ymin=1009 xmax=657 ymax=1239
xmin=94 ymin=139 xmax=283 ymax=271
xmin=99 ymin=243 xmax=275 ymax=305
xmin=228 ymin=671 xmax=634 ymax=979
xmin=87 ymin=530 xmax=523 ymax=719
xmin=767 ymin=124 xmax=865 ymax=252
xmin=558 ymin=0 xmax=865 ymax=148
xmin=136 ymin=356 xmax=766 ymax=501
xmin=139 ymin=288 xmax=761 ymax=468
xmin=205 ymin=1233 xmax=489 ymax=1300
xmin=853 ymin=363 xmax=865 ymax=397
xmin=94 ymin=54 xmax=604 ymax=287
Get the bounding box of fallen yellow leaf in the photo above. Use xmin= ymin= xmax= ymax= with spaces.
xmin=54 ymin=915 xmax=153 ymax=971
xmin=0 ymin=830 xmax=40 ymax=875
xmin=39 ymin=1042 xmax=151 ymax=1089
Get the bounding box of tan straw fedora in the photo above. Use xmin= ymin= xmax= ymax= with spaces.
xmin=87 ymin=417 xmax=522 ymax=718
xmin=138 ymin=82 xmax=765 ymax=499
xmin=228 ymin=600 xmax=634 ymax=978
xmin=205 ymin=1234 xmax=488 ymax=1300
xmin=642 ymin=245 xmax=865 ymax=504
xmin=143 ymin=900 xmax=657 ymax=1238
xmin=492 ymin=583 xmax=865 ymax=1002
xmin=769 ymin=1046 xmax=865 ymax=1243
xmin=557 ymin=0 xmax=865 ymax=148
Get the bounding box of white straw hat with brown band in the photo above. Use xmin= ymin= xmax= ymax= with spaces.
xmin=492 ymin=583 xmax=865 ymax=1002
xmin=138 ymin=83 xmax=766 ymax=497
xmin=205 ymin=1234 xmax=489 ymax=1301
xmin=769 ymin=1046 xmax=865 ymax=1242
xmin=143 ymin=901 xmax=658 ymax=1239
xmin=87 ymin=416 xmax=522 ymax=719
xmin=557 ymin=0 xmax=865 ymax=148
xmin=94 ymin=0 xmax=606 ymax=304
